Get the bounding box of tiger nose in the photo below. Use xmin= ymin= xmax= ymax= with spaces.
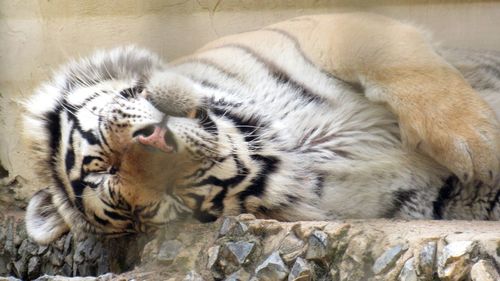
xmin=134 ymin=125 xmax=177 ymax=153
xmin=132 ymin=125 xmax=156 ymax=139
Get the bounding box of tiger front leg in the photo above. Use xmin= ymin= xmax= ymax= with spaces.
xmin=272 ymin=13 xmax=500 ymax=184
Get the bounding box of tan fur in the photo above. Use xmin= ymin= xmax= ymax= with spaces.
xmin=181 ymin=13 xmax=500 ymax=184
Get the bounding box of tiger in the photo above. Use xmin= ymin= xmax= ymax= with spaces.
xmin=22 ymin=13 xmax=500 ymax=244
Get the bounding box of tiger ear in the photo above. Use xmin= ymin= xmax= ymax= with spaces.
xmin=26 ymin=189 xmax=69 ymax=244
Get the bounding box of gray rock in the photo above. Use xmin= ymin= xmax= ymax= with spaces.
xmin=470 ymin=260 xmax=500 ymax=281
xmin=0 ymin=277 xmax=22 ymax=281
xmin=37 ymin=244 xmax=49 ymax=255
xmin=53 ymin=236 xmax=65 ymax=251
xmin=224 ymin=269 xmax=251 ymax=281
xmin=33 ymin=275 xmax=99 ymax=281
xmin=372 ymin=244 xmax=408 ymax=275
xmin=305 ymin=230 xmax=328 ymax=260
xmin=398 ymin=257 xmax=417 ymax=281
xmin=207 ymin=245 xmax=220 ymax=269
xmin=157 ymin=240 xmax=183 ymax=264
xmin=12 ymin=258 xmax=26 ymax=279
xmin=50 ymin=249 xmax=64 ymax=267
xmin=279 ymin=233 xmax=306 ymax=263
xmin=4 ymin=217 xmax=15 ymax=257
xmin=27 ymin=256 xmax=41 ymax=280
xmin=225 ymin=241 xmax=255 ymax=265
xmin=219 ymin=217 xmax=248 ymax=237
xmin=183 ymin=270 xmax=204 ymax=281
xmin=416 ymin=241 xmax=436 ymax=279
xmin=63 ymin=234 xmax=73 ymax=256
xmin=437 ymin=240 xmax=476 ymax=281
xmin=288 ymin=257 xmax=312 ymax=281
xmin=255 ymin=251 xmax=289 ymax=281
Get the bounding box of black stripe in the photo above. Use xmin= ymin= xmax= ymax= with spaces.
xmin=104 ymin=209 xmax=130 ymax=221
xmin=185 ymin=193 xmax=219 ymax=223
xmin=174 ymin=58 xmax=241 ymax=79
xmin=433 ymin=176 xmax=460 ymax=219
xmin=219 ymin=44 xmax=326 ymax=104
xmin=119 ymin=85 xmax=143 ymax=99
xmin=65 ymin=130 xmax=75 ymax=174
xmin=62 ymin=99 xmax=101 ymax=146
xmin=263 ymin=28 xmax=351 ymax=83
xmin=93 ymin=213 xmax=110 ymax=226
xmin=44 ymin=104 xmax=73 ymax=202
xmin=135 ymin=202 xmax=162 ymax=220
xmin=196 ymin=108 xmax=218 ymax=136
xmin=71 ymin=179 xmax=86 ymax=212
xmin=46 ymin=105 xmax=62 ymax=168
xmin=82 ymin=155 xmax=104 ymax=166
xmin=238 ymin=154 xmax=280 ymax=211
xmin=487 ymin=189 xmax=500 ymax=216
xmin=211 ymin=107 xmax=262 ymax=146
xmin=314 ymin=174 xmax=325 ymax=197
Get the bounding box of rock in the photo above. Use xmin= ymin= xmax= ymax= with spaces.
xmin=470 ymin=260 xmax=500 ymax=281
xmin=50 ymin=249 xmax=64 ymax=267
xmin=416 ymin=241 xmax=436 ymax=279
xmin=338 ymin=234 xmax=371 ymax=281
xmin=27 ymin=256 xmax=41 ymax=280
xmin=183 ymin=270 xmax=204 ymax=281
xmin=4 ymin=217 xmax=15 ymax=257
xmin=63 ymin=234 xmax=73 ymax=256
xmin=305 ymin=230 xmax=328 ymax=260
xmin=437 ymin=240 xmax=476 ymax=281
xmin=255 ymin=251 xmax=289 ymax=281
xmin=224 ymin=269 xmax=251 ymax=281
xmin=157 ymin=240 xmax=183 ymax=264
xmin=219 ymin=217 xmax=248 ymax=237
xmin=0 ymin=278 xmax=22 ymax=281
xmin=33 ymin=275 xmax=99 ymax=281
xmin=207 ymin=245 xmax=220 ymax=270
xmin=398 ymin=257 xmax=417 ymax=281
xmin=279 ymin=233 xmax=306 ymax=263
xmin=288 ymin=257 xmax=312 ymax=281
xmin=372 ymin=244 xmax=408 ymax=275
xmin=224 ymin=241 xmax=255 ymax=265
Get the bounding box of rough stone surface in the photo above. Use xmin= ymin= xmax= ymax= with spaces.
xmin=0 ymin=216 xmax=150 ymax=280
xmin=2 ymin=215 xmax=500 ymax=280
xmin=470 ymin=260 xmax=500 ymax=281
xmin=183 ymin=270 xmax=203 ymax=281
xmin=373 ymin=244 xmax=408 ymax=274
xmin=398 ymin=257 xmax=417 ymax=281
xmin=416 ymin=240 xmax=436 ymax=280
xmin=255 ymin=251 xmax=289 ymax=281
xmin=157 ymin=240 xmax=183 ymax=264
xmin=224 ymin=241 xmax=254 ymax=265
xmin=305 ymin=230 xmax=328 ymax=260
xmin=437 ymin=240 xmax=477 ymax=280
xmin=288 ymin=257 xmax=312 ymax=281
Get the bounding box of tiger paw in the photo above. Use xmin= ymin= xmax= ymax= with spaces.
xmin=399 ymin=91 xmax=500 ymax=185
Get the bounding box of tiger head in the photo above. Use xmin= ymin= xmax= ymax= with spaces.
xmin=23 ymin=47 xmax=221 ymax=244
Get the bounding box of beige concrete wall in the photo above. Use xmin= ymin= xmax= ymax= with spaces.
xmin=1 ymin=0 xmax=500 ymax=201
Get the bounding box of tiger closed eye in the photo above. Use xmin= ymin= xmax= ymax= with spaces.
xmin=109 ymin=166 xmax=118 ymax=174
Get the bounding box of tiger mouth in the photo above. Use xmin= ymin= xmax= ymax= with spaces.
xmin=136 ymin=124 xmax=178 ymax=153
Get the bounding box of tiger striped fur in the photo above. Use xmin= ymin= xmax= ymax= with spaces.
xmin=23 ymin=13 xmax=500 ymax=244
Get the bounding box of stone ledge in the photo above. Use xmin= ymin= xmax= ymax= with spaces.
xmin=1 ymin=214 xmax=499 ymax=280
xmin=120 ymin=215 xmax=500 ymax=281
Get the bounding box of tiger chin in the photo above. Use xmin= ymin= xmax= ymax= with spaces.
xmin=23 ymin=13 xmax=500 ymax=245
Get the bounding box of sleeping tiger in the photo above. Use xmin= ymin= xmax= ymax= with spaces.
xmin=23 ymin=13 xmax=500 ymax=244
